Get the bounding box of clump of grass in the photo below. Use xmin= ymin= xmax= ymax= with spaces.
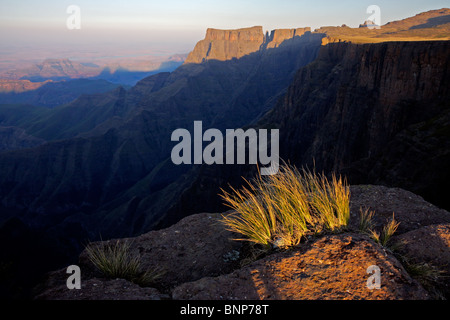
xmin=85 ymin=240 xmax=163 ymax=286
xmin=358 ymin=207 xmax=375 ymax=234
xmin=370 ymin=214 xmax=400 ymax=247
xmin=220 ymin=164 xmax=350 ymax=249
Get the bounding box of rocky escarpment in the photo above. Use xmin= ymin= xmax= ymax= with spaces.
xmin=161 ymin=39 xmax=450 ymax=230
xmin=259 ymin=40 xmax=450 ymax=210
xmin=264 ymin=28 xmax=311 ymax=48
xmin=35 ymin=185 xmax=450 ymax=300
xmin=185 ymin=26 xmax=312 ymax=64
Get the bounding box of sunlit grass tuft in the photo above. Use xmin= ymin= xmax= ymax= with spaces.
xmin=359 ymin=207 xmax=375 ymax=233
xmin=370 ymin=214 xmax=400 ymax=247
xmin=220 ymin=164 xmax=350 ymax=249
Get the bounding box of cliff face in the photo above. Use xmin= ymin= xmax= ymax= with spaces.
xmin=168 ymin=40 xmax=450 ymax=223
xmin=265 ymin=28 xmax=311 ymax=48
xmin=262 ymin=40 xmax=450 ymax=209
xmin=185 ymin=26 xmax=264 ymax=64
xmin=185 ymin=26 xmax=313 ymax=64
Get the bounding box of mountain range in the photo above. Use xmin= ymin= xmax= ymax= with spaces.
xmin=0 ymin=8 xmax=449 ymax=299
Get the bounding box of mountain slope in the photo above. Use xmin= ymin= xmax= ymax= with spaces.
xmin=163 ymin=14 xmax=450 ymax=223
xmin=0 ymin=79 xmax=125 ymax=108
xmin=0 ymin=28 xmax=324 ymax=298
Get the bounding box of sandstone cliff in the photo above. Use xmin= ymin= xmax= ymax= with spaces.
xmin=185 ymin=26 xmax=313 ymax=64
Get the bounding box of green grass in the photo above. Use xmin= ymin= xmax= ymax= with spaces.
xmin=220 ymin=164 xmax=350 ymax=249
xmin=85 ymin=239 xmax=163 ymax=286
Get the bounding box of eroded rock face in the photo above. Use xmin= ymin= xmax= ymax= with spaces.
xmin=185 ymin=26 xmax=265 ymax=64
xmin=172 ymin=233 xmax=429 ymax=300
xmin=265 ymin=28 xmax=311 ymax=48
xmin=185 ymin=26 xmax=313 ymax=64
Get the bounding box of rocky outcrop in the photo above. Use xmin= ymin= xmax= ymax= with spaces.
xmin=35 ymin=185 xmax=450 ymax=300
xmin=264 ymin=28 xmax=311 ymax=49
xmin=185 ymin=26 xmax=314 ymax=64
xmin=395 ymin=224 xmax=450 ymax=298
xmin=185 ymin=26 xmax=265 ymax=64
xmin=172 ymin=233 xmax=429 ymax=300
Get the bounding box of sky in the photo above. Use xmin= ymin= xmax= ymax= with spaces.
xmin=0 ymin=0 xmax=448 ymax=62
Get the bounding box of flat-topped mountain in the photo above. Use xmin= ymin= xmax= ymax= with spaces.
xmin=185 ymin=26 xmax=312 ymax=64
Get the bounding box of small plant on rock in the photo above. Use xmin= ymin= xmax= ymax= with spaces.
xmin=85 ymin=239 xmax=163 ymax=286
xmin=370 ymin=214 xmax=400 ymax=247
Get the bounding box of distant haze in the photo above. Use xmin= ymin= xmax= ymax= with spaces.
xmin=0 ymin=0 xmax=448 ymax=69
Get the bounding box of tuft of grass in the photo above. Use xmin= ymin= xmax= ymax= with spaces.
xmin=358 ymin=207 xmax=375 ymax=234
xmin=85 ymin=240 xmax=163 ymax=286
xmin=220 ymin=164 xmax=350 ymax=249
xmin=370 ymin=214 xmax=400 ymax=247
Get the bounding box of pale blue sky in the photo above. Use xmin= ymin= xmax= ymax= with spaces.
xmin=0 ymin=0 xmax=448 ymax=58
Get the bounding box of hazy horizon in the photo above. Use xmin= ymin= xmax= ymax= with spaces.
xmin=0 ymin=0 xmax=449 ymax=69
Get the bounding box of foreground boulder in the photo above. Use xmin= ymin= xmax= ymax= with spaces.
xmin=394 ymin=224 xmax=450 ymax=298
xmin=172 ymin=233 xmax=429 ymax=300
xmin=35 ymin=185 xmax=449 ymax=300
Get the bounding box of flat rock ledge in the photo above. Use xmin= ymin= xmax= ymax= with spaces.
xmin=35 ymin=185 xmax=450 ymax=300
